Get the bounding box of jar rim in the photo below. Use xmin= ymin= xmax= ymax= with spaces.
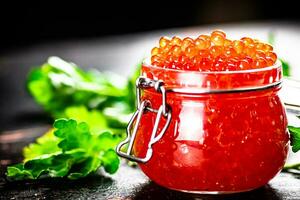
xmin=142 ymin=59 xmax=281 ymax=75
xmin=141 ymin=59 xmax=282 ymax=92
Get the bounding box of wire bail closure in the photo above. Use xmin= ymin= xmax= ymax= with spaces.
xmin=116 ymin=77 xmax=172 ymax=163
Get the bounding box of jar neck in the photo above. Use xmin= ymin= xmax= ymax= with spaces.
xmin=144 ymin=85 xmax=281 ymax=100
xmin=141 ymin=61 xmax=282 ymax=92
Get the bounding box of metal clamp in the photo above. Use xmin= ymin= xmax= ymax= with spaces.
xmin=116 ymin=77 xmax=172 ymax=163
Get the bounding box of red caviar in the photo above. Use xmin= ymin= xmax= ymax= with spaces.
xmin=151 ymin=30 xmax=277 ymax=71
xmin=128 ymin=30 xmax=288 ymax=193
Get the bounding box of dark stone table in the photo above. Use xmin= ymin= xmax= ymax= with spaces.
xmin=1 ymin=121 xmax=300 ymax=200
xmin=1 ymin=22 xmax=300 ymax=199
xmin=1 ymin=161 xmax=300 ymax=200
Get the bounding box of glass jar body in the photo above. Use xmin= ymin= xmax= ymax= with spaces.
xmin=133 ymin=87 xmax=289 ymax=193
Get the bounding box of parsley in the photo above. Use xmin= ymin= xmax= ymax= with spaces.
xmin=284 ymin=118 xmax=300 ymax=172
xmin=7 ymin=119 xmax=120 ymax=180
xmin=6 ymin=57 xmax=140 ymax=180
xmin=280 ymin=58 xmax=291 ymax=77
xmin=26 ymin=56 xmax=136 ymax=119
xmin=288 ymin=125 xmax=300 ymax=153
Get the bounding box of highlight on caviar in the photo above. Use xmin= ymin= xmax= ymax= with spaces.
xmin=150 ymin=30 xmax=277 ymax=71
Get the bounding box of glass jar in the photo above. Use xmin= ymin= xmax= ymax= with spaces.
xmin=117 ymin=61 xmax=289 ymax=194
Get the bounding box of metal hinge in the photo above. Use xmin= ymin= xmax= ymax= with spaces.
xmin=116 ymin=77 xmax=172 ymax=163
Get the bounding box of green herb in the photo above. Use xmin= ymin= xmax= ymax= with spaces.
xmin=280 ymin=58 xmax=291 ymax=77
xmin=288 ymin=125 xmax=300 ymax=153
xmin=7 ymin=119 xmax=120 ymax=180
xmin=23 ymin=129 xmax=60 ymax=161
xmin=283 ymin=163 xmax=300 ymax=171
xmin=6 ymin=57 xmax=140 ymax=181
xmin=283 ymin=120 xmax=300 ymax=172
xmin=26 ymin=56 xmax=140 ymax=136
xmin=27 ymin=56 xmax=135 ymax=120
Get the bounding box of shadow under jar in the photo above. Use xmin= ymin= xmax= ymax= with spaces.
xmin=117 ymin=61 xmax=289 ymax=194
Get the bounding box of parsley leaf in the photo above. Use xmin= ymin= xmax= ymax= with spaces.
xmin=7 ymin=57 xmax=141 ymax=181
xmin=27 ymin=57 xmax=134 ymax=119
xmin=23 ymin=129 xmax=61 ymax=161
xmin=288 ymin=125 xmax=300 ymax=153
xmin=7 ymin=119 xmax=120 ymax=180
xmin=280 ymin=58 xmax=291 ymax=77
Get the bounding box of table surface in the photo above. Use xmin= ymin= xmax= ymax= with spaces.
xmin=0 ymin=131 xmax=300 ymax=200
xmin=1 ymin=22 xmax=300 ymax=199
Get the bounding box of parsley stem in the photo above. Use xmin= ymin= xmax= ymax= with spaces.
xmin=283 ymin=163 xmax=300 ymax=170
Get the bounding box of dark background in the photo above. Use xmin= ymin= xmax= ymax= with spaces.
xmin=1 ymin=0 xmax=300 ymax=131
xmin=1 ymin=1 xmax=300 ymax=52
xmin=1 ymin=2 xmax=300 ymax=199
